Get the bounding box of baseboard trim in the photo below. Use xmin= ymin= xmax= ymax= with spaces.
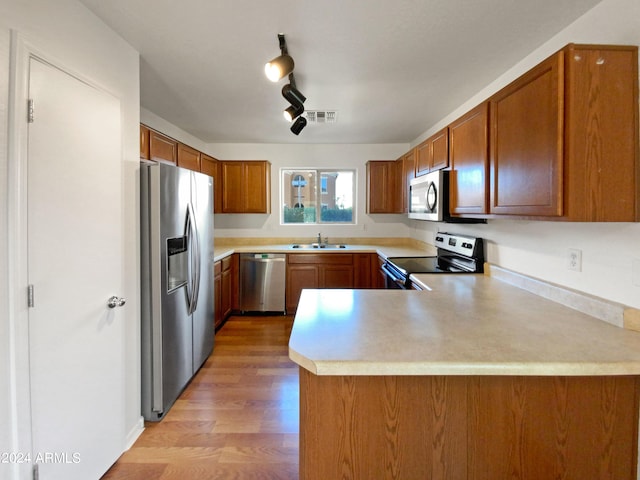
xmin=125 ymin=416 xmax=145 ymax=450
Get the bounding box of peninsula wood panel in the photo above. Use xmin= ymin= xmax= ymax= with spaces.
xmin=468 ymin=375 xmax=640 ymax=480
xmin=299 ymin=371 xmax=467 ymax=480
xmin=299 ymin=372 xmax=640 ymax=480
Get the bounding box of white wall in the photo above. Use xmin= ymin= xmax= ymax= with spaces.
xmin=0 ymin=1 xmax=141 ymax=478
xmin=408 ymin=0 xmax=640 ymax=312
xmin=0 ymin=27 xmax=11 ymax=480
xmin=210 ymin=143 xmax=410 ymax=240
xmin=136 ymin=111 xmax=413 ymax=242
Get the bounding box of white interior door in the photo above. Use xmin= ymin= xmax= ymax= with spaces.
xmin=27 ymin=57 xmax=125 ymax=479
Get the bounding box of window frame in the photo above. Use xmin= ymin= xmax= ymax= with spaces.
xmin=280 ymin=168 xmax=356 ymax=225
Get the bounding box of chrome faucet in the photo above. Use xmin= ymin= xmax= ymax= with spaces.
xmin=317 ymin=232 xmax=322 ymax=244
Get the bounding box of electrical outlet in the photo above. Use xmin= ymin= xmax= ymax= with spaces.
xmin=567 ymin=248 xmax=582 ymax=272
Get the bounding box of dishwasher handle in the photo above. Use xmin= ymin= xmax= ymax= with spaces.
xmin=242 ymin=254 xmax=285 ymax=262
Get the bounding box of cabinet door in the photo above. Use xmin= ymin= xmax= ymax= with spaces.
xmin=416 ymin=127 xmax=449 ymax=177
xmin=286 ymin=265 xmax=319 ymax=313
xmin=149 ymin=129 xmax=177 ymax=164
xmin=399 ymin=150 xmax=416 ymax=213
xmin=244 ymin=161 xmax=270 ymax=213
xmin=354 ymin=253 xmax=373 ymax=288
xmin=320 ymin=265 xmax=354 ymax=288
xmin=489 ymin=52 xmax=563 ymax=216
xmin=366 ymin=161 xmax=400 ymax=213
xmin=213 ymin=261 xmax=222 ymax=329
xmin=430 ymin=127 xmax=449 ymax=171
xmin=221 ymin=161 xmax=244 ymax=213
xmin=220 ymin=257 xmax=232 ymax=318
xmin=177 ymin=143 xmax=201 ymax=172
xmin=221 ymin=161 xmax=270 ymax=213
xmin=449 ymin=103 xmax=489 ymax=215
xmin=564 ymin=45 xmax=638 ymax=221
xmin=200 ymin=153 xmax=220 ymax=213
xmin=415 ymin=139 xmax=431 ymax=177
xmin=140 ymin=124 xmax=150 ymax=159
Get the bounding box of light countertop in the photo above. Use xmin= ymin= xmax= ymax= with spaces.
xmin=288 ymin=274 xmax=640 ymax=377
xmin=213 ymin=240 xmax=436 ymax=262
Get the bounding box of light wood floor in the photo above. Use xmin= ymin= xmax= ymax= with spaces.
xmin=102 ymin=315 xmax=299 ymax=480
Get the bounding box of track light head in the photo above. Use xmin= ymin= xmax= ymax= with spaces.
xmin=284 ymin=104 xmax=304 ymax=122
xmin=290 ymin=116 xmax=307 ymax=135
xmin=264 ymin=54 xmax=294 ymax=82
xmin=282 ymin=84 xmax=306 ymax=106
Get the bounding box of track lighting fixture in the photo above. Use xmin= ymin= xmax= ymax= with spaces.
xmin=290 ymin=116 xmax=307 ymax=135
xmin=264 ymin=54 xmax=294 ymax=82
xmin=282 ymin=84 xmax=306 ymax=106
xmin=265 ymin=33 xmax=309 ymax=135
xmin=284 ymin=104 xmax=304 ymax=122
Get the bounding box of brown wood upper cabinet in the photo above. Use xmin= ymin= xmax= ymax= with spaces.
xmin=416 ymin=127 xmax=449 ymax=177
xmin=398 ymin=150 xmax=416 ymax=213
xmin=449 ymin=103 xmax=489 ymax=215
xmin=489 ymin=44 xmax=638 ymax=221
xmin=220 ymin=161 xmax=271 ymax=213
xmin=177 ymin=143 xmax=201 ymax=172
xmin=200 ymin=153 xmax=221 ymax=213
xmin=148 ymin=128 xmax=177 ymax=165
xmin=140 ymin=125 xmax=150 ymax=160
xmin=366 ymin=161 xmax=401 ymax=214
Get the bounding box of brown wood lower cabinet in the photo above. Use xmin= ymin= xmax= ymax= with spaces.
xmin=214 ymin=254 xmax=237 ymax=330
xmin=286 ymin=253 xmax=378 ymax=312
xmin=299 ymin=370 xmax=639 ymax=480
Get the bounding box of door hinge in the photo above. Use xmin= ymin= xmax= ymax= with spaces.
xmin=32 ymin=464 xmax=39 ymax=480
xmin=27 ymin=99 xmax=34 ymax=123
xmin=27 ymin=284 xmax=34 ymax=308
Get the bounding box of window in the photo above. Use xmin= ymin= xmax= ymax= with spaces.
xmin=281 ymin=169 xmax=355 ymax=224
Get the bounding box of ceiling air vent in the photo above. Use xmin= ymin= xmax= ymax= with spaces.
xmin=305 ymin=110 xmax=337 ymax=124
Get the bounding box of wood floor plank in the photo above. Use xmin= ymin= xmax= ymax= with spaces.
xmin=101 ymin=315 xmax=299 ymax=480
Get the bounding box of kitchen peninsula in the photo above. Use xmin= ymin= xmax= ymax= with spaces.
xmin=289 ymin=274 xmax=640 ymax=479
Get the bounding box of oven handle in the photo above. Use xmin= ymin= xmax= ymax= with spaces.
xmin=381 ymin=264 xmax=407 ymax=289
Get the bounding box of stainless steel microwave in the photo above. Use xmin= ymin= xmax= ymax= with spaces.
xmin=408 ymin=170 xmax=485 ymax=223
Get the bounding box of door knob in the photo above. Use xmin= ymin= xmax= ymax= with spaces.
xmin=107 ymin=296 xmax=126 ymax=308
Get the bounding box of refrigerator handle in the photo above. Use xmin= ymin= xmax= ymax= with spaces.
xmin=187 ymin=202 xmax=201 ymax=315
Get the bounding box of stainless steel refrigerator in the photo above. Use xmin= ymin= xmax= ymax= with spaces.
xmin=140 ymin=162 xmax=214 ymax=421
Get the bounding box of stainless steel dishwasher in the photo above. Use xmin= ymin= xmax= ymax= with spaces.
xmin=239 ymin=253 xmax=286 ymax=313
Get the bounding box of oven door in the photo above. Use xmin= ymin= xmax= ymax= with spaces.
xmin=381 ymin=263 xmax=408 ymax=289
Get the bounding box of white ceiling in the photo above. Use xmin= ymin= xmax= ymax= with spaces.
xmin=79 ymin=0 xmax=602 ymax=144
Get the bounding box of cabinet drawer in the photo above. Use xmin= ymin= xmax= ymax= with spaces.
xmin=288 ymin=253 xmax=353 ymax=265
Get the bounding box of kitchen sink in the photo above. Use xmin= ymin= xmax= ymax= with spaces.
xmin=290 ymin=243 xmax=347 ymax=249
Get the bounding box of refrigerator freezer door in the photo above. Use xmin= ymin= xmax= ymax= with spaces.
xmin=190 ymin=170 xmax=215 ymax=372
xmin=157 ymin=164 xmax=194 ymax=415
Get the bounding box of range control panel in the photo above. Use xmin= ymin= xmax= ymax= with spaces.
xmin=434 ymin=232 xmax=483 ymax=259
